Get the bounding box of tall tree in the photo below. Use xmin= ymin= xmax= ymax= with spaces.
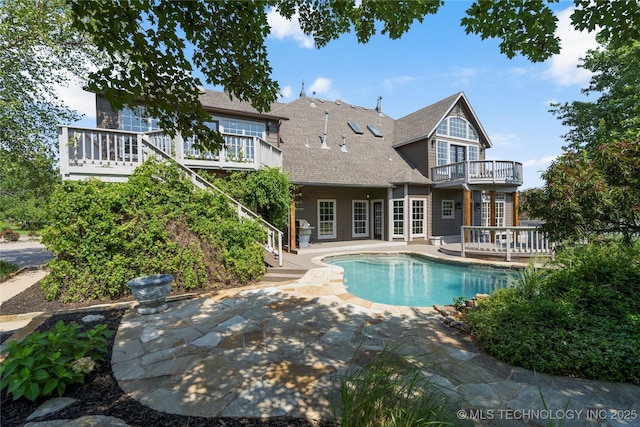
xmin=0 ymin=0 xmax=100 ymax=158
xmin=0 ymin=0 xmax=100 ymax=226
xmin=527 ymin=39 xmax=640 ymax=244
xmin=550 ymin=40 xmax=640 ymax=152
xmin=67 ymin=0 xmax=640 ymax=150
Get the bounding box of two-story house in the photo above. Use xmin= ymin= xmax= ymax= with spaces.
xmin=59 ymin=88 xmax=523 ymax=251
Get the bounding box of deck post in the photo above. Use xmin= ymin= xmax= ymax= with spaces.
xmin=506 ymin=228 xmax=512 ymax=261
xmin=463 ymin=188 xmax=471 ymax=242
xmin=59 ymin=127 xmax=70 ymax=179
xmin=512 ymin=191 xmax=519 ymax=243
xmin=490 ymin=190 xmax=496 ymax=242
xmin=289 ymin=200 xmax=296 ymax=251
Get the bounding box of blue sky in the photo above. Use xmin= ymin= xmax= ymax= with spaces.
xmin=60 ymin=1 xmax=598 ymax=189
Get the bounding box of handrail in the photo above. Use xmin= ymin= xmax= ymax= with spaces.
xmin=460 ymin=225 xmax=554 ymax=262
xmin=141 ymin=137 xmax=284 ymax=266
xmin=431 ymin=160 xmax=523 ymax=185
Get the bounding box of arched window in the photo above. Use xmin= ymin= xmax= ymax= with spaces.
xmin=435 ymin=117 xmax=479 ymax=141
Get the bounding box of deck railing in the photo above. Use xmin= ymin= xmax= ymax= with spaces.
xmin=461 ymin=226 xmax=554 ymax=261
xmin=432 ymin=160 xmax=523 ymax=186
xmin=59 ymin=126 xmax=282 ymax=181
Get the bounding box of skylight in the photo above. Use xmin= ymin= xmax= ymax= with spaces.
xmin=367 ymin=124 xmax=383 ymax=137
xmin=348 ymin=121 xmax=363 ymax=134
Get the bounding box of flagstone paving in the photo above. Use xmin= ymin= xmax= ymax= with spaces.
xmin=111 ymin=264 xmax=640 ymax=426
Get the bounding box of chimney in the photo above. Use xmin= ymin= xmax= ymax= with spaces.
xmin=375 ymin=96 xmax=382 ymax=113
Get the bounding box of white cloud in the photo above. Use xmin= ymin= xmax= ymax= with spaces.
xmin=542 ymin=7 xmax=598 ymax=86
xmin=447 ymin=67 xmax=482 ymax=87
xmin=382 ymin=75 xmax=416 ymax=92
xmin=523 ymin=155 xmax=558 ymax=167
xmin=266 ymin=8 xmax=314 ymax=49
xmin=54 ymin=74 xmax=95 ymax=120
xmin=489 ymin=133 xmax=517 ymax=148
xmin=308 ymin=77 xmax=340 ymax=100
xmin=279 ymin=85 xmax=293 ymax=101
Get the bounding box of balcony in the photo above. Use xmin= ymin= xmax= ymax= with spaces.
xmin=431 ymin=160 xmax=523 ymax=188
xmin=59 ymin=127 xmax=283 ymax=182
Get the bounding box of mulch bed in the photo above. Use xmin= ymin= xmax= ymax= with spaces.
xmin=1 ymin=284 xmax=330 ymax=427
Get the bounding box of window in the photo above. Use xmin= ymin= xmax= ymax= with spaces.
xmin=392 ymin=200 xmax=404 ymax=237
xmin=442 ymin=200 xmax=454 ymax=219
xmin=318 ymin=200 xmax=336 ymax=239
xmin=437 ymin=140 xmax=448 ymax=166
xmin=495 ymin=193 xmax=506 ymax=227
xmin=348 ymin=121 xmax=364 ymax=134
xmin=220 ymin=119 xmax=265 ymax=138
xmin=449 ymin=117 xmax=467 ymax=139
xmin=468 ymin=146 xmax=479 ymax=175
xmin=367 ymin=124 xmax=383 ymax=137
xmin=434 ymin=117 xmax=479 ymax=141
xmin=119 ymin=106 xmax=160 ymax=132
xmin=352 ymin=201 xmax=369 ymax=237
xmin=481 ymin=192 xmax=506 ymax=227
xmin=411 ymin=199 xmax=425 ymax=238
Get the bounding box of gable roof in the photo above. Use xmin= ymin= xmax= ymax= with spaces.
xmin=272 ymin=97 xmax=431 ymax=187
xmin=392 ymin=92 xmax=492 ymax=148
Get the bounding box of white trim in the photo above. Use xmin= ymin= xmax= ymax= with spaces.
xmin=442 ymin=199 xmax=455 ymax=219
xmin=409 ymin=197 xmax=427 ymax=239
xmin=352 ymin=200 xmax=369 ymax=238
xmin=391 ymin=198 xmax=405 ymax=239
xmin=371 ymin=199 xmax=384 ymax=240
xmin=317 ymin=199 xmax=336 ymax=239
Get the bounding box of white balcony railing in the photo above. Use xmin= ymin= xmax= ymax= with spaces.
xmin=461 ymin=226 xmax=554 ymax=261
xmin=432 ymin=160 xmax=523 ymax=186
xmin=59 ymin=126 xmax=282 ymax=182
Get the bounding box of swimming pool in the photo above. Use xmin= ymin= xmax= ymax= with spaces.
xmin=324 ymin=254 xmax=511 ymax=307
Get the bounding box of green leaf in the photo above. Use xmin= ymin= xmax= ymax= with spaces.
xmin=43 ymin=377 xmax=59 ymax=396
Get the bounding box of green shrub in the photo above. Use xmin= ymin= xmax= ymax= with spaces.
xmin=41 ymin=159 xmax=267 ymax=302
xmin=464 ymin=241 xmax=640 ymax=383
xmin=0 ymin=260 xmax=19 ymax=279
xmin=0 ymin=320 xmax=112 ymax=401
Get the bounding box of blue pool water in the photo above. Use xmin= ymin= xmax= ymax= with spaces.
xmin=325 ymin=254 xmax=511 ymax=307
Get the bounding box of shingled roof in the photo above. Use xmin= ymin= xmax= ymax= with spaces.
xmin=198 ymin=90 xmax=288 ymax=122
xmin=196 ymin=89 xmax=487 ymax=188
xmin=272 ymin=97 xmax=431 ymax=188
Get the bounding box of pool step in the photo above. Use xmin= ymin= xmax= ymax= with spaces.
xmin=262 ymin=268 xmax=307 ymax=283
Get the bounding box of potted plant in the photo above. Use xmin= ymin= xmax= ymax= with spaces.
xmin=127 ymin=274 xmax=173 ymax=314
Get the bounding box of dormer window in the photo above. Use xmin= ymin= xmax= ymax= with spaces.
xmin=436 ymin=117 xmax=479 ymax=141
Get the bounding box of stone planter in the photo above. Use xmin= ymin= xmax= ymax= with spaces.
xmin=127 ymin=274 xmax=173 ymax=314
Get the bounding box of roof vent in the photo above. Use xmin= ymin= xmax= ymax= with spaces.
xmin=311 ymin=91 xmax=316 ymax=108
xmin=375 ymin=96 xmax=382 ymax=113
xmin=340 ymin=134 xmax=348 ymax=153
xmin=197 ymin=86 xmax=206 ymax=95
xmin=321 ymin=110 xmax=330 ymax=149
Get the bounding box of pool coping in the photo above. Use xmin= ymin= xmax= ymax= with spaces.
xmin=273 ymin=249 xmax=526 ymax=316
